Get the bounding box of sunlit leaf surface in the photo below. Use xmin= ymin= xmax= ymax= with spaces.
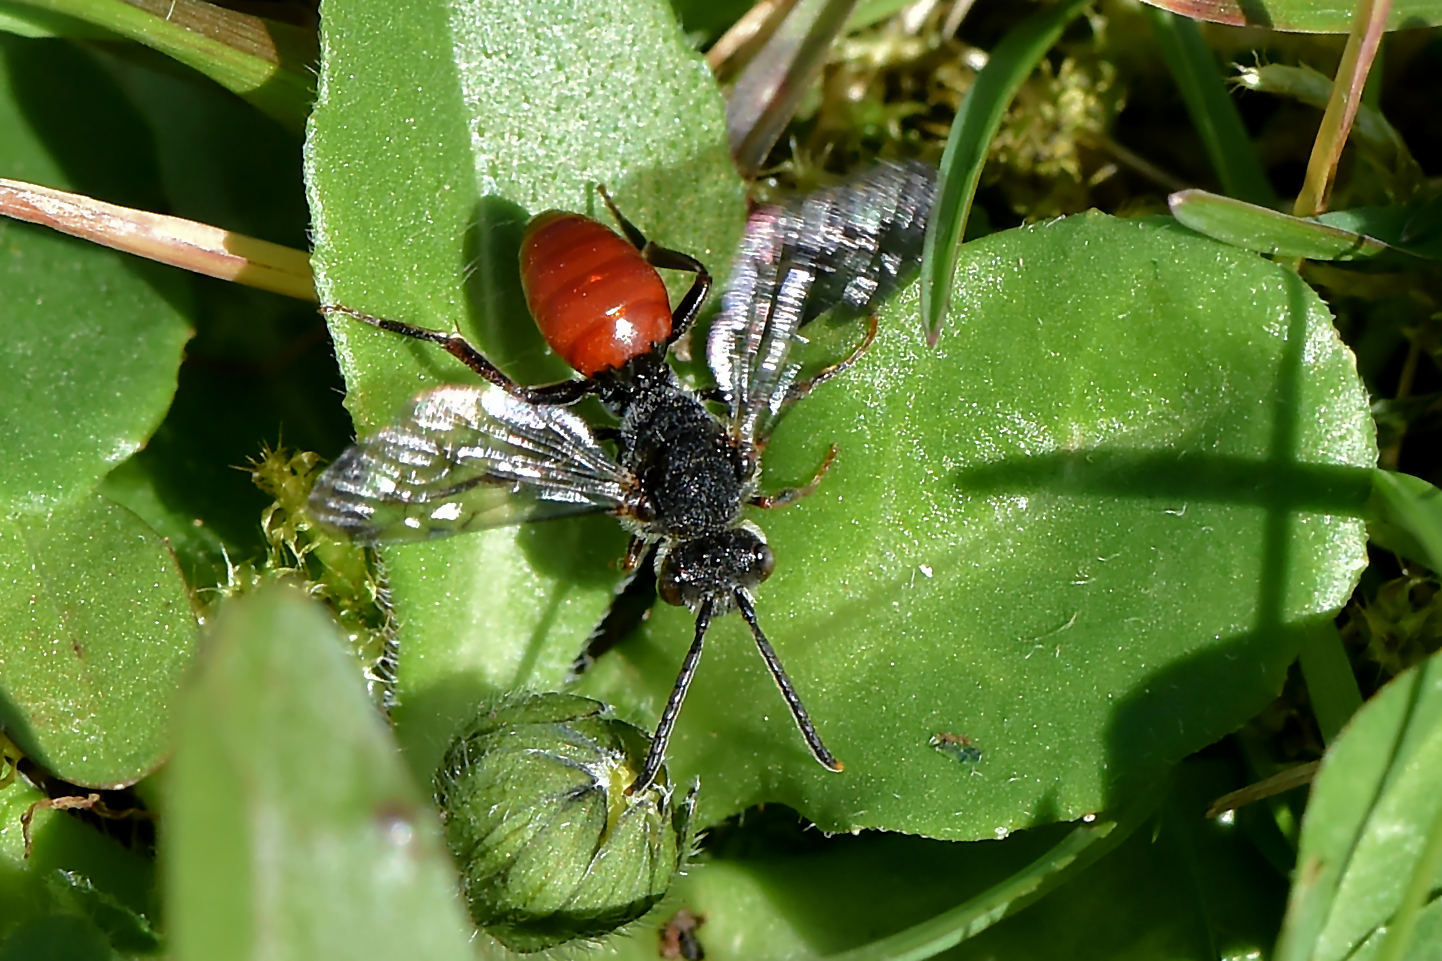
xmin=303 ymin=0 xmax=1374 ymax=842
xmin=0 ymin=37 xmax=191 ymax=514
xmin=0 ymin=495 xmax=195 ymax=787
xmin=580 ymin=214 xmax=1375 ymax=836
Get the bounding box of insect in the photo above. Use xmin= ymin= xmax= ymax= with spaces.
xmin=308 ymin=161 xmax=936 ymax=795
xmin=658 ymin=907 xmax=705 ymax=960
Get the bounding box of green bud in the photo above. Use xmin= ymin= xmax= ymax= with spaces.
xmin=435 ymin=693 xmax=693 ymax=953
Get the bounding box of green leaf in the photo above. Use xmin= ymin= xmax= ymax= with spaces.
xmin=1233 ymin=64 xmax=1424 ymax=204
xmin=590 ymin=759 xmax=1284 ymax=960
xmin=1170 ymin=189 xmax=1396 ymax=260
xmin=0 ymin=494 xmax=196 ymax=787
xmin=0 ymin=216 xmax=191 ymax=514
xmin=0 ymin=0 xmax=116 ymax=38
xmin=165 ymin=585 xmax=478 ymax=961
xmin=1317 ymin=205 xmax=1442 ymax=260
xmin=1297 ymin=619 xmax=1363 ymax=745
xmin=0 ymin=36 xmax=192 ymax=515
xmin=1367 ymin=469 xmax=1442 ymax=573
xmin=304 ymin=0 xmax=746 ymax=779
xmin=69 ymin=40 xmax=347 ymax=586
xmin=1140 ymin=0 xmax=1442 ymax=33
xmin=579 ymin=213 xmax=1375 ymax=837
xmin=1275 ymin=649 xmax=1442 ymax=961
xmin=304 ymin=1 xmax=1373 ymax=842
xmin=0 ymin=916 xmax=113 ymax=961
xmin=0 ymin=777 xmax=158 ymax=952
xmin=2 ymin=0 xmax=315 ymax=133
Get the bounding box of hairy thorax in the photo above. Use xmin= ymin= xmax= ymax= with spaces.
xmin=618 ymin=386 xmax=750 ymax=541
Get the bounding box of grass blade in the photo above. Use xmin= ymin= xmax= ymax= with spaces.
xmin=1143 ymin=6 xmax=1274 ymax=207
xmin=920 ymin=0 xmax=1088 ymax=344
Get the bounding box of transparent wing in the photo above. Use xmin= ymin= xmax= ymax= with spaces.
xmin=707 ymin=160 xmax=937 ymax=445
xmin=308 ymin=384 xmax=634 ymax=544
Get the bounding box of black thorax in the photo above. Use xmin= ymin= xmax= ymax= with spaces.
xmin=597 ymin=354 xmax=750 ymax=541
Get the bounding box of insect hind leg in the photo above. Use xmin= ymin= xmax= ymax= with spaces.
xmin=320 ymin=304 xmax=595 ymax=405
xmin=595 ymin=185 xmax=711 ymax=347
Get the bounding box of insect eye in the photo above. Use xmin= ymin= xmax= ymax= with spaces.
xmin=754 ymin=542 xmax=775 ymax=582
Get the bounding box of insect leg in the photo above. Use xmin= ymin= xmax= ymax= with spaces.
xmin=320 ymin=304 xmax=597 ymax=405
xmin=627 ymin=596 xmax=715 ymax=796
xmin=596 ymin=186 xmax=712 ymax=345
xmin=621 ymin=534 xmax=651 ymax=573
xmin=782 ymin=313 xmax=878 ymax=405
xmin=596 ymin=184 xmax=650 ymax=251
xmin=735 ymin=591 xmax=843 ymax=773
xmin=750 ymin=445 xmax=838 ymax=509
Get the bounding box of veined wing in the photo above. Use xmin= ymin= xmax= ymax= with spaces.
xmin=789 ymin=159 xmax=935 ymax=325
xmin=707 ymin=160 xmax=937 ymax=445
xmin=308 ymin=384 xmax=634 ymax=544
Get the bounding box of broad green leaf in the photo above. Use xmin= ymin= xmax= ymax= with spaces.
xmin=592 ymin=760 xmax=1283 ymax=960
xmin=578 ymin=213 xmax=1375 ymax=837
xmin=0 ymin=778 xmax=158 ymax=952
xmin=304 ymin=0 xmax=746 ymax=778
xmin=1348 ymin=898 xmax=1442 ymax=961
xmin=0 ymin=36 xmax=192 ymax=515
xmin=75 ymin=42 xmax=347 ymax=587
xmin=165 ymin=585 xmax=478 ymax=961
xmin=0 ymin=495 xmax=196 ymax=787
xmin=1275 ymin=649 xmax=1442 ymax=961
xmin=0 ymin=218 xmax=190 ymax=514
xmin=1140 ymin=0 xmax=1442 ymax=32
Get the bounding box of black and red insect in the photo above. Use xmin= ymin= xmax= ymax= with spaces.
xmin=308 ymin=162 xmax=936 ymax=795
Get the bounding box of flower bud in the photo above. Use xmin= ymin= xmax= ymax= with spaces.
xmin=435 ymin=693 xmax=693 ymax=952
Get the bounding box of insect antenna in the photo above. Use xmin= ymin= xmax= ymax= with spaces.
xmin=627 ymin=596 xmax=715 ymax=796
xmin=735 ymin=591 xmax=843 ymax=773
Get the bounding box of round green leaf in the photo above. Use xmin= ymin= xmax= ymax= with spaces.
xmin=303 ymin=0 xmax=746 ymax=776
xmin=0 ymin=37 xmax=192 ymax=514
xmin=166 ymin=585 xmax=478 ymax=961
xmin=577 ymin=213 xmax=1376 ymax=837
xmin=0 ymin=494 xmax=196 ymax=788
xmin=588 ymin=761 xmax=1283 ymax=961
xmin=0 ymin=216 xmax=191 ymax=513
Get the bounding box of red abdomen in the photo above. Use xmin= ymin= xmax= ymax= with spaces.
xmin=519 ymin=211 xmax=673 ymax=376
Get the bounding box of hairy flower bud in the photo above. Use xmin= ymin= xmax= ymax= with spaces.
xmin=435 ymin=693 xmax=693 ymax=952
